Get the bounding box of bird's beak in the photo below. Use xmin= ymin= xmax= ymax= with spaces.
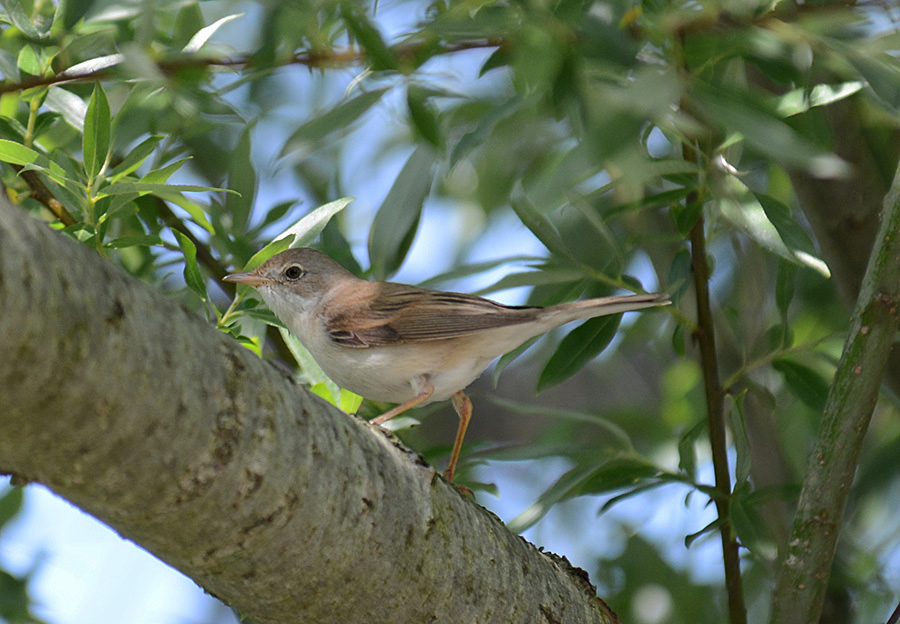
xmin=223 ymin=270 xmax=269 ymax=287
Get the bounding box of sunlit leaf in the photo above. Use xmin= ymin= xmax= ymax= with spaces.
xmin=44 ymin=86 xmax=87 ymax=131
xmin=773 ymin=82 xmax=864 ymax=117
xmin=0 ymin=139 xmax=70 ymax=185
xmin=109 ymin=135 xmax=164 ymax=181
xmin=275 ymin=197 xmax=353 ymax=249
xmin=83 ymin=83 xmax=111 ymax=179
xmin=104 ymin=234 xmax=165 ymax=248
xmin=182 ymin=13 xmax=244 ymax=53
xmin=243 ymin=235 xmax=295 ymax=272
xmin=1 ymin=0 xmax=42 ymax=38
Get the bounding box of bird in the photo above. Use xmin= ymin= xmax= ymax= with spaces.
xmin=224 ymin=248 xmax=670 ymax=483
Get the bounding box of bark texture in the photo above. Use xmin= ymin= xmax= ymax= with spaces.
xmin=0 ymin=201 xmax=617 ymax=624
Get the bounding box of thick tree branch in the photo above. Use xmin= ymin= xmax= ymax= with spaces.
xmin=771 ymin=158 xmax=900 ymax=622
xmin=0 ymin=202 xmax=617 ymax=624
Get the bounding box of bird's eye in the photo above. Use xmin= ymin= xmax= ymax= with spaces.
xmin=284 ymin=265 xmax=305 ymax=280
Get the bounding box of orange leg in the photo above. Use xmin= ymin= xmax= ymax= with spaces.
xmin=371 ymin=380 xmax=434 ymax=425
xmin=444 ymin=391 xmax=473 ymax=483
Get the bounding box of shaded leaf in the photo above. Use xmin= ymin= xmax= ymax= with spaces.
xmin=368 ymin=145 xmax=435 ymax=279
xmin=510 ymin=191 xmax=576 ymax=264
xmin=727 ymin=391 xmax=752 ymax=487
xmin=340 ymin=3 xmax=399 ymax=71
xmin=537 ymin=314 xmax=622 ymax=393
xmin=772 ymin=358 xmax=829 ymax=413
xmin=173 ymin=230 xmax=207 ymax=300
xmin=282 ymin=89 xmax=388 ymax=155
xmin=407 ymin=85 xmax=443 ymax=148
xmin=692 ymin=81 xmax=849 ymax=178
xmin=226 ymin=126 xmax=256 ymax=231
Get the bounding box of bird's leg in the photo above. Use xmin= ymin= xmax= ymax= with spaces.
xmin=371 ymin=378 xmax=434 ymax=425
xmin=444 ymin=391 xmax=473 ymax=483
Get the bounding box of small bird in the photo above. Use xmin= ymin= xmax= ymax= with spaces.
xmin=224 ymin=248 xmax=669 ymax=483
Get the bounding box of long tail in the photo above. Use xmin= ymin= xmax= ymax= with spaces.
xmin=539 ymin=292 xmax=670 ymax=327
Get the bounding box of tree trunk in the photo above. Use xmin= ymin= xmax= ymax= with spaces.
xmin=0 ymin=201 xmax=617 ymax=624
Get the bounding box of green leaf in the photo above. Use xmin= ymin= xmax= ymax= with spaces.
xmin=282 ymin=89 xmax=387 ymax=155
xmin=1 ymin=0 xmax=42 ymax=38
xmin=159 ymin=192 xmax=215 ymax=235
xmin=508 ymin=455 xmax=661 ymax=532
xmin=97 ymin=182 xmax=232 ymax=197
xmin=368 ymin=145 xmax=435 ymax=279
xmin=417 ymin=255 xmax=544 ymax=289
xmin=173 ymin=230 xmax=207 ymax=300
xmin=407 ymin=85 xmax=443 ymax=148
xmin=510 ymin=191 xmax=576 ymax=264
xmin=0 ymin=486 xmax=24 ymax=528
xmin=279 ymin=328 xmax=341 ymax=396
xmin=492 ymin=336 xmax=540 ymax=387
xmin=715 ymin=175 xmax=830 ymax=277
xmin=772 ymin=359 xmax=829 ymax=413
xmin=109 ymin=135 xmax=164 ymax=181
xmin=103 ymin=234 xmax=165 ymax=248
xmin=16 ymin=44 xmax=42 ymax=77
xmin=473 ymin=268 xmax=586 ymax=297
xmin=45 ymin=86 xmax=87 ymax=131
xmin=775 ymin=259 xmax=797 ymax=320
xmin=677 ymin=419 xmax=706 ymax=481
xmin=0 ymin=139 xmax=70 ymax=185
xmin=727 ymin=391 xmax=752 ymax=487
xmin=56 ymin=0 xmax=96 ymax=30
xmin=537 ymin=314 xmax=622 ymax=393
xmin=182 ymin=13 xmax=244 ymax=53
xmin=83 ymin=83 xmax=111 ymax=180
xmin=274 ymin=197 xmax=353 ymax=249
xmin=339 ymin=3 xmax=399 ymax=71
xmin=844 ymin=49 xmax=900 ymax=113
xmin=773 ymin=82 xmax=864 ymax=117
xmin=339 ymin=389 xmax=363 ymax=414
xmin=226 ymin=126 xmax=256 ymax=231
xmin=755 ymin=193 xmax=830 ymax=278
xmin=691 ymin=81 xmax=849 ymax=178
xmin=243 ymin=235 xmax=295 ymax=272
xmin=141 ymin=157 xmax=191 ymax=184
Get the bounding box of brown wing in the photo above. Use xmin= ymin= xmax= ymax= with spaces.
xmin=324 ymin=283 xmax=539 ymax=348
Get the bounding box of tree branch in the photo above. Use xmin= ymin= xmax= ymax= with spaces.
xmin=0 ymin=200 xmax=617 ymax=624
xmin=771 ymin=157 xmax=900 ymax=622
xmin=690 ymin=210 xmax=747 ymax=624
xmin=0 ymin=39 xmax=503 ymax=96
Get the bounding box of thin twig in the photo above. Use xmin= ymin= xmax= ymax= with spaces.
xmin=0 ymin=39 xmax=503 ymax=96
xmin=689 ymin=210 xmax=747 ymax=624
